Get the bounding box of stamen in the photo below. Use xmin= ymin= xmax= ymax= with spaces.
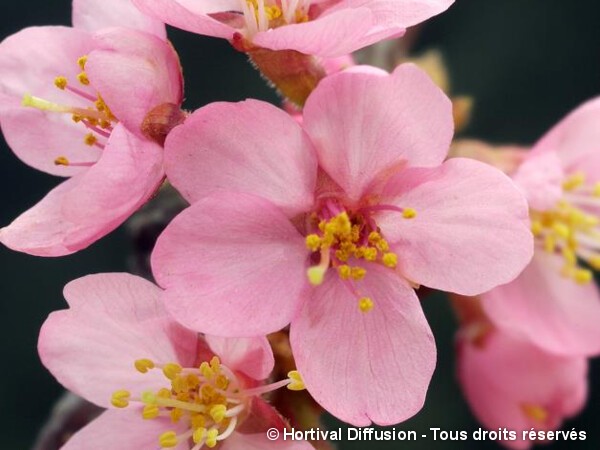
xmin=159 ymin=431 xmax=178 ymax=448
xmin=111 ymin=390 xmax=131 ymax=408
xmin=78 ymin=55 xmax=88 ymax=70
xmin=53 ymin=157 xmax=94 ymax=167
xmin=287 ymin=370 xmax=305 ymax=391
xmin=521 ymin=404 xmax=548 ymax=423
xmin=358 ymin=297 xmax=374 ymax=313
xmin=54 ymin=76 xmax=68 ymax=90
xmin=77 ymin=72 xmax=90 ymax=86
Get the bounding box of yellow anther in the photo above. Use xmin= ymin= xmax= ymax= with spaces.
xmin=134 ymin=358 xmax=155 ymax=373
xmin=170 ymin=408 xmax=184 ymax=423
xmin=193 ymin=427 xmax=207 ymax=444
xmin=265 ymin=5 xmax=282 ymax=20
xmin=205 ymin=428 xmax=219 ymax=448
xmin=522 ymin=404 xmax=549 ymax=423
xmin=552 ymin=223 xmax=570 ymax=239
xmin=350 ymin=266 xmax=367 ymax=280
xmin=382 ymin=252 xmax=398 ymax=268
xmin=172 ymin=376 xmax=187 ymax=393
xmin=562 ymin=172 xmax=585 ymax=191
xmin=358 ymin=297 xmax=374 ymax=313
xmin=287 ymin=370 xmax=305 ymax=391
xmin=84 ymin=133 xmax=97 ymax=146
xmin=334 ymin=212 xmax=352 ymax=234
xmin=305 ymin=234 xmax=321 ymax=251
xmin=142 ymin=404 xmax=160 ymax=419
xmin=402 ymin=208 xmax=417 ymax=219
xmin=210 ymin=404 xmax=227 ymax=423
xmin=368 ymin=231 xmax=382 ymax=243
xmin=531 ymin=220 xmax=543 ymax=236
xmin=159 ymin=431 xmax=178 ymax=448
xmin=362 ymin=247 xmax=378 ymax=261
xmin=574 ymin=268 xmax=593 ymax=284
xmin=200 ymin=361 xmax=214 ymax=380
xmin=191 ymin=414 xmax=206 ymax=429
xmin=594 ymin=183 xmax=600 ymax=197
xmin=54 ymin=156 xmax=70 ymax=166
xmin=77 ymin=55 xmax=88 ymax=70
xmin=72 ymin=114 xmax=82 ymax=123
xmin=54 ymin=76 xmax=68 ymax=90
xmin=163 ymin=363 xmax=183 ymax=380
xmin=77 ymin=72 xmax=90 ymax=85
xmin=157 ymin=388 xmax=171 ymax=398
xmin=307 ymin=266 xmax=326 ymax=286
xmin=215 ymin=374 xmax=229 ymax=390
xmin=210 ymin=356 xmax=221 ymax=372
xmin=111 ymin=390 xmax=131 ymax=408
xmin=200 ymin=384 xmax=216 ymax=399
xmin=337 ymin=264 xmax=351 ymax=280
xmin=375 ymin=239 xmax=390 ymax=252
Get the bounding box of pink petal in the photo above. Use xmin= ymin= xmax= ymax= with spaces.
xmin=378 ymin=158 xmax=533 ymax=295
xmin=38 ymin=274 xmax=198 ymax=408
xmin=205 ymin=335 xmax=275 ymax=380
xmin=221 ymin=432 xmax=315 ymax=450
xmin=86 ymin=28 xmax=183 ymax=135
xmin=303 ymin=64 xmax=453 ymax=203
xmin=151 ymin=192 xmax=308 ymax=337
xmin=0 ymin=124 xmax=164 ymax=256
xmin=164 ymin=100 xmax=317 ymax=217
xmin=290 ymin=264 xmax=436 ymax=426
xmin=532 ymin=97 xmax=600 ymax=183
xmin=457 ymin=330 xmax=587 ymax=450
xmin=0 ymin=26 xmax=100 ymax=176
xmin=252 ymin=9 xmax=377 ymax=57
xmin=72 ymin=0 xmax=167 ymax=39
xmin=62 ymin=410 xmax=188 ymax=450
xmin=512 ymin=151 xmax=564 ymax=211
xmin=132 ymin=0 xmax=235 ymax=39
xmin=482 ymin=251 xmax=600 ymax=356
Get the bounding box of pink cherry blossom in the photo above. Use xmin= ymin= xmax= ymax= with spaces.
xmin=480 ymin=98 xmax=600 ymax=356
xmin=457 ymin=328 xmax=587 ymax=450
xmin=0 ymin=3 xmax=183 ymax=256
xmin=151 ymin=64 xmax=533 ymax=425
xmin=133 ymin=0 xmax=454 ymax=57
xmin=38 ymin=273 xmax=311 ymax=450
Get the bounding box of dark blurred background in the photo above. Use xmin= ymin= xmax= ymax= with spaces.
xmin=1 ymin=0 xmax=599 ymax=448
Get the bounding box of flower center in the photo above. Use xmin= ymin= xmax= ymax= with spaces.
xmin=305 ymin=202 xmax=416 ymax=312
xmin=111 ymin=356 xmax=305 ymax=449
xmin=531 ymin=172 xmax=600 ymax=284
xmin=21 ymin=55 xmax=117 ymax=167
xmin=239 ymin=0 xmax=310 ymax=37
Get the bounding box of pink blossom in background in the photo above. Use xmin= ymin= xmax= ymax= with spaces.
xmin=0 ymin=0 xmax=183 ymax=256
xmin=151 ymin=64 xmax=533 ymax=426
xmin=38 ymin=273 xmax=311 ymax=450
xmin=457 ymin=328 xmax=587 ymax=450
xmin=132 ymin=0 xmax=454 ymax=57
xmin=480 ymin=98 xmax=600 ymax=356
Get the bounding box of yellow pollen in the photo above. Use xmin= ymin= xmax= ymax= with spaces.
xmin=305 ymin=234 xmax=321 ymax=251
xmin=78 ymin=55 xmax=88 ymax=70
xmin=351 ymin=266 xmax=366 ymax=280
xmin=142 ymin=404 xmax=160 ymax=419
xmin=77 ymin=72 xmax=90 ymax=85
xmin=562 ymin=172 xmax=585 ymax=191
xmin=382 ymin=252 xmax=398 ymax=268
xmin=159 ymin=431 xmax=178 ymax=448
xmin=209 ymin=404 xmax=227 ymax=423
xmin=402 ymin=208 xmax=417 ymax=219
xmin=193 ymin=427 xmax=207 ymax=444
xmin=522 ymin=404 xmax=549 ymax=423
xmin=135 ymin=358 xmax=155 ymax=373
xmin=206 ymin=428 xmax=219 ymax=448
xmin=574 ymin=268 xmax=593 ymax=284
xmin=111 ymin=390 xmax=131 ymax=408
xmin=287 ymin=370 xmax=306 ymax=391
xmin=358 ymin=297 xmax=374 ymax=313
xmin=337 ymin=264 xmax=351 ymax=280
xmin=594 ymin=182 xmax=600 ymax=197
xmin=54 ymin=76 xmax=68 ymax=90
xmin=589 ymin=255 xmax=600 ymax=270
xmin=265 ymin=5 xmax=282 ymax=20
xmin=163 ymin=363 xmax=183 ymax=380
xmin=54 ymin=156 xmax=69 ymax=166
xmin=362 ymin=247 xmax=377 ymax=261
xmin=84 ymin=133 xmax=98 ymax=146
xmin=531 ymin=220 xmax=543 ymax=236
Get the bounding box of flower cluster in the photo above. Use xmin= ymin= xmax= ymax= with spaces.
xmin=0 ymin=1 xmax=598 ymax=449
